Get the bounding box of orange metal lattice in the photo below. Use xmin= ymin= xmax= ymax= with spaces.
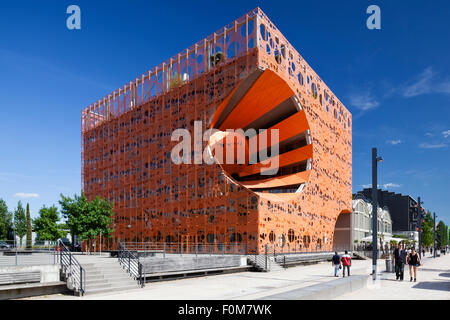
xmin=81 ymin=8 xmax=352 ymax=254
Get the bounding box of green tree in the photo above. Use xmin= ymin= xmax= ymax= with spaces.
xmin=78 ymin=196 xmax=114 ymax=248
xmin=421 ymin=210 xmax=433 ymax=247
xmin=59 ymin=193 xmax=88 ymax=246
xmin=436 ymin=221 xmax=448 ymax=248
xmin=14 ymin=201 xmax=27 ymax=246
xmin=26 ymin=203 xmax=32 ymax=249
xmin=0 ymin=199 xmax=13 ymax=240
xmin=33 ymin=205 xmax=67 ymax=243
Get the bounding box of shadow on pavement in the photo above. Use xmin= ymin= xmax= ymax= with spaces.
xmin=412 ymin=281 xmax=450 ymax=292
xmin=439 ymin=273 xmax=450 ymax=278
xmin=420 ymin=268 xmax=450 ymax=273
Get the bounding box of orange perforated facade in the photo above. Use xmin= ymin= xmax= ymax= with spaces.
xmin=81 ymin=8 xmax=352 ymax=254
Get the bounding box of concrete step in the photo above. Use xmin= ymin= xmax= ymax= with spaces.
xmin=83 ymin=264 xmax=121 ymax=268
xmin=86 ymin=274 xmax=133 ymax=283
xmin=86 ymin=269 xmax=130 ymax=276
xmin=85 ymin=282 xmax=112 ymax=290
xmin=85 ymin=279 xmax=108 ymax=286
xmin=88 ymin=271 xmax=134 ymax=279
xmin=85 ymin=275 xmax=106 ymax=281
xmin=85 ymin=278 xmax=136 ymax=290
xmin=85 ymin=273 xmax=136 ymax=282
xmin=75 ymin=258 xmax=140 ymax=295
xmin=89 ymin=267 xmax=129 ymax=274
xmin=84 ymin=283 xmax=139 ymax=295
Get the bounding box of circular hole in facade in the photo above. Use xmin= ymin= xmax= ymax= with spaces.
xmin=274 ymin=48 xmax=281 ymax=63
xmin=269 ymin=231 xmax=276 ymax=243
xmin=288 ymin=229 xmax=295 ymax=242
xmin=260 ymin=23 xmax=266 ymax=41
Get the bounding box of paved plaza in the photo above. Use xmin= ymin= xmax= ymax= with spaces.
xmin=20 ymin=253 xmax=450 ymax=300
xmin=336 ymin=253 xmax=450 ymax=300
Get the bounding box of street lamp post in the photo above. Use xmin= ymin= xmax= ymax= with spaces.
xmin=13 ymin=224 xmax=17 ymax=266
xmin=433 ymin=212 xmax=436 ymax=258
xmin=372 ymin=147 xmax=383 ymax=280
xmin=417 ymin=197 xmax=423 ymax=258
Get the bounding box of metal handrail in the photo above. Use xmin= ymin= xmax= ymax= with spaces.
xmin=118 ymin=242 xmax=351 ymax=256
xmin=58 ymin=240 xmax=85 ymax=295
xmin=248 ymin=254 xmax=271 ymax=271
xmin=118 ymin=242 xmax=145 ymax=287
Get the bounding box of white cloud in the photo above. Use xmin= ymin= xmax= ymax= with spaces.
xmin=443 ymin=130 xmax=450 ymax=138
xmin=348 ymin=90 xmax=379 ymax=111
xmin=361 ymin=183 xmax=401 ymax=189
xmin=13 ymin=193 xmax=40 ymax=199
xmin=403 ymin=67 xmax=450 ymax=97
xmin=387 ymin=139 xmax=402 ymax=145
xmin=419 ymin=142 xmax=447 ymax=149
xmin=403 ymin=67 xmax=435 ymax=97
xmin=382 ymin=183 xmax=401 ymax=189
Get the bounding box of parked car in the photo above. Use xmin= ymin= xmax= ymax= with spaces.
xmin=0 ymin=241 xmax=11 ymax=249
xmin=60 ymin=238 xmax=72 ymax=248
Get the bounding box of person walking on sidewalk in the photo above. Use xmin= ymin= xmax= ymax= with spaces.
xmin=341 ymin=250 xmax=352 ymax=277
xmin=393 ymin=242 xmax=407 ymax=281
xmin=331 ymin=251 xmax=341 ymax=277
xmin=407 ymin=247 xmax=421 ymax=282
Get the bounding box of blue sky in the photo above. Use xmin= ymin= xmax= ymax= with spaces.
xmin=0 ymin=0 xmax=449 ymax=225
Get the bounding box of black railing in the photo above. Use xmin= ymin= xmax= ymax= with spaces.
xmin=120 ymin=242 xmax=246 ymax=256
xmin=118 ymin=242 xmax=351 ymax=256
xmin=247 ymin=254 xmax=271 ymax=271
xmin=118 ymin=242 xmax=145 ymax=287
xmin=58 ymin=240 xmax=85 ymax=296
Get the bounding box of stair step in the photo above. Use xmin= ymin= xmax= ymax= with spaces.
xmin=86 ymin=278 xmax=137 ymax=286
xmin=85 ymin=284 xmax=140 ymax=295
xmin=87 ymin=271 xmax=131 ymax=276
xmin=86 ymin=283 xmax=113 ymax=290
xmin=86 ymin=274 xmax=136 ymax=282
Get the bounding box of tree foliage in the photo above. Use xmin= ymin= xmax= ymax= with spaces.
xmin=59 ymin=193 xmax=88 ymax=245
xmin=436 ymin=221 xmax=448 ymax=248
xmin=78 ymin=196 xmax=114 ymax=242
xmin=33 ymin=205 xmax=67 ymax=242
xmin=59 ymin=193 xmax=114 ymax=244
xmin=0 ymin=199 xmax=13 ymax=240
xmin=14 ymin=201 xmax=27 ymax=245
xmin=26 ymin=203 xmax=32 ymax=249
xmin=421 ymin=210 xmax=434 ymax=247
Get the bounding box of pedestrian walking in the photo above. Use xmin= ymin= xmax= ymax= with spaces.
xmin=341 ymin=250 xmax=351 ymax=277
xmin=331 ymin=251 xmax=341 ymax=277
xmin=407 ymin=247 xmax=421 ymax=282
xmin=393 ymin=243 xmax=407 ymax=281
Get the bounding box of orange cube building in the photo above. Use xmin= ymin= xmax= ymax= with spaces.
xmin=81 ymin=8 xmax=352 ymax=254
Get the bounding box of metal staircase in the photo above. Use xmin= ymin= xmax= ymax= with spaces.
xmin=75 ymin=254 xmax=140 ymax=295
xmin=247 ymin=254 xmax=284 ymax=272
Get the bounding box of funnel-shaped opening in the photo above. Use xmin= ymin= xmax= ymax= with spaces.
xmin=208 ymin=68 xmax=313 ymax=198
